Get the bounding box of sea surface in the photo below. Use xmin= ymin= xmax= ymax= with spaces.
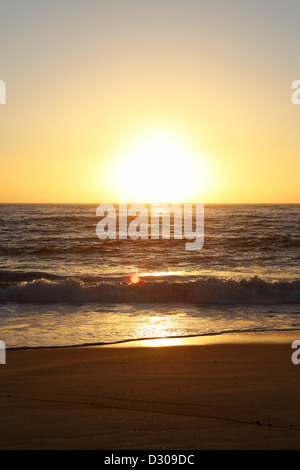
xmin=0 ymin=203 xmax=300 ymax=348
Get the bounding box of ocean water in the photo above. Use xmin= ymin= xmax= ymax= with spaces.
xmin=0 ymin=203 xmax=300 ymax=348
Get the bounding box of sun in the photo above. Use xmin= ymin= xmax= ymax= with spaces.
xmin=102 ymin=128 xmax=212 ymax=203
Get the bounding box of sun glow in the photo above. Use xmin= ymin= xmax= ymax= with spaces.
xmin=102 ymin=128 xmax=212 ymax=203
xmin=143 ymin=337 xmax=184 ymax=347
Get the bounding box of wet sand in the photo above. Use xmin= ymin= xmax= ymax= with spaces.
xmin=0 ymin=333 xmax=300 ymax=449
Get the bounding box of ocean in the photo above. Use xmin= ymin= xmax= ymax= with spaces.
xmin=0 ymin=203 xmax=300 ymax=348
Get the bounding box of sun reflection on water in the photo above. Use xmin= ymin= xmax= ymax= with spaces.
xmin=142 ymin=337 xmax=184 ymax=347
xmin=133 ymin=315 xmax=186 ymax=347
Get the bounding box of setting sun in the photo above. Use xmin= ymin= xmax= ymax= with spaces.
xmin=101 ymin=128 xmax=212 ymax=203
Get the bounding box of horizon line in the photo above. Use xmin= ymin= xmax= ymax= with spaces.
xmin=1 ymin=202 xmax=300 ymax=205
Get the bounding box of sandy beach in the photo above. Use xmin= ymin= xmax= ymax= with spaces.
xmin=1 ymin=333 xmax=300 ymax=450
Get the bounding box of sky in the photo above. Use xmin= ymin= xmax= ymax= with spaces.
xmin=0 ymin=0 xmax=300 ymax=203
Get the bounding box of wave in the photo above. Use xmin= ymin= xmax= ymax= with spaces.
xmin=1 ymin=275 xmax=300 ymax=305
xmin=0 ymin=270 xmax=63 ymax=283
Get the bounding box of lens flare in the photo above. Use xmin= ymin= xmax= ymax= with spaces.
xmin=130 ymin=275 xmax=140 ymax=284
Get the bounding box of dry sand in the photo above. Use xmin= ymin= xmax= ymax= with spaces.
xmin=1 ymin=333 xmax=300 ymax=449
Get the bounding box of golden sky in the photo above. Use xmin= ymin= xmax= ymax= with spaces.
xmin=1 ymin=0 xmax=300 ymax=203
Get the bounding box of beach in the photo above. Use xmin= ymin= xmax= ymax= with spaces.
xmin=2 ymin=0 xmax=300 ymax=454
xmin=1 ymin=333 xmax=300 ymax=450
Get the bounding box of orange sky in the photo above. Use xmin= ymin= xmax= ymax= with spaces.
xmin=1 ymin=1 xmax=300 ymax=203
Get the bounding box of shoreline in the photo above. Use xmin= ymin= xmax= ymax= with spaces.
xmin=104 ymin=330 xmax=300 ymax=348
xmin=6 ymin=328 xmax=300 ymax=351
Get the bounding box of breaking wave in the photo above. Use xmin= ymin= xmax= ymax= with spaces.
xmin=1 ymin=275 xmax=300 ymax=305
